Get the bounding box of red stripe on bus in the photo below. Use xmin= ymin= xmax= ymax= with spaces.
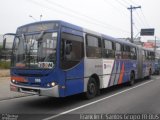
xmin=118 ymin=63 xmax=125 ymax=84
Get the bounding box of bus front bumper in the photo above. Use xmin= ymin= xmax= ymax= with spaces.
xmin=10 ymin=83 xmax=59 ymax=97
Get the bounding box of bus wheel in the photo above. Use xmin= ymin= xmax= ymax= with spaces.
xmin=128 ymin=72 xmax=135 ymax=86
xmin=85 ymin=78 xmax=98 ymax=99
xmin=147 ymin=69 xmax=152 ymax=79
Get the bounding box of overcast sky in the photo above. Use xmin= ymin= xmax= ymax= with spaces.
xmin=0 ymin=0 xmax=160 ymax=41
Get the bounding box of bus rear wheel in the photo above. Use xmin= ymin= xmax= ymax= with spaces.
xmin=85 ymin=78 xmax=98 ymax=99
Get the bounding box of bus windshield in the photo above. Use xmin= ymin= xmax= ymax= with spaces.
xmin=12 ymin=32 xmax=57 ymax=69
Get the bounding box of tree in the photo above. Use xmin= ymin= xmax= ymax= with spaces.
xmin=0 ymin=45 xmax=2 ymax=60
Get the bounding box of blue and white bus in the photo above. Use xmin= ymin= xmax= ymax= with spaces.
xmin=3 ymin=20 xmax=155 ymax=99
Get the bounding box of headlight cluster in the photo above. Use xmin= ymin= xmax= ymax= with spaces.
xmin=47 ymin=82 xmax=56 ymax=87
xmin=11 ymin=79 xmax=17 ymax=84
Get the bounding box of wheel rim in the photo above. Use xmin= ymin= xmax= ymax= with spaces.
xmin=88 ymin=83 xmax=96 ymax=95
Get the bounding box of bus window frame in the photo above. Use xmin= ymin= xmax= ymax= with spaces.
xmin=122 ymin=45 xmax=131 ymax=59
xmin=60 ymin=32 xmax=84 ymax=70
xmin=130 ymin=47 xmax=137 ymax=60
xmin=102 ymin=39 xmax=115 ymax=58
xmin=115 ymin=42 xmax=122 ymax=59
xmin=85 ymin=34 xmax=102 ymax=59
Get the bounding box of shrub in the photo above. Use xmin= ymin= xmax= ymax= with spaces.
xmin=0 ymin=61 xmax=11 ymax=69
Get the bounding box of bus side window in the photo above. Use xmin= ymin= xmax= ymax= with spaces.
xmin=123 ymin=45 xmax=131 ymax=59
xmin=151 ymin=52 xmax=155 ymax=60
xmin=61 ymin=33 xmax=84 ymax=70
xmin=86 ymin=35 xmax=102 ymax=58
xmin=149 ymin=51 xmax=155 ymax=60
xmin=148 ymin=51 xmax=151 ymax=60
xmin=115 ymin=43 xmax=122 ymax=59
xmin=102 ymin=39 xmax=114 ymax=58
xmin=131 ymin=47 xmax=137 ymax=60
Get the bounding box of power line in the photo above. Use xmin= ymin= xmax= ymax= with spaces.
xmin=133 ymin=23 xmax=139 ymax=32
xmin=121 ymin=0 xmax=132 ymax=6
xmin=140 ymin=9 xmax=151 ymax=27
xmin=26 ymin=0 xmax=130 ymax=34
xmin=44 ymin=0 xmax=129 ymax=33
xmin=133 ymin=25 xmax=141 ymax=39
xmin=132 ymin=13 xmax=142 ymax=27
xmin=116 ymin=0 xmax=139 ymax=8
xmin=123 ymin=0 xmax=151 ymax=28
xmin=103 ymin=0 xmax=129 ymax=16
xmin=45 ymin=0 xmax=130 ymax=33
xmin=116 ymin=0 xmax=128 ymax=8
xmin=133 ymin=9 xmax=151 ymax=29
xmin=129 ymin=0 xmax=139 ymax=6
xmin=135 ymin=11 xmax=146 ymax=27
xmin=27 ymin=0 xmax=104 ymax=26
xmin=132 ymin=15 xmax=140 ymax=37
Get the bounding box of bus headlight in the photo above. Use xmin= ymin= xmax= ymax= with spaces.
xmin=47 ymin=82 xmax=56 ymax=87
xmin=11 ymin=79 xmax=16 ymax=83
xmin=51 ymin=82 xmax=56 ymax=87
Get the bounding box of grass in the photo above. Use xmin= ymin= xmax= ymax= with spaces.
xmin=0 ymin=61 xmax=11 ymax=69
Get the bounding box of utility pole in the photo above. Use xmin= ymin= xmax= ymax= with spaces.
xmin=128 ymin=5 xmax=141 ymax=43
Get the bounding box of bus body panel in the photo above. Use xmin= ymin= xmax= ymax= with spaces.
xmin=108 ymin=59 xmax=137 ymax=86
xmin=64 ymin=60 xmax=84 ymax=96
xmin=84 ymin=58 xmax=137 ymax=91
xmin=84 ymin=58 xmax=103 ymax=91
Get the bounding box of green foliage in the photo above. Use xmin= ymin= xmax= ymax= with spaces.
xmin=0 ymin=61 xmax=10 ymax=69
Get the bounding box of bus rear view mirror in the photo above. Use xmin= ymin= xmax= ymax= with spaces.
xmin=3 ymin=33 xmax=16 ymax=50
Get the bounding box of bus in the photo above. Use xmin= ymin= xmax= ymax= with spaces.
xmin=3 ymin=20 xmax=155 ymax=99
xmin=154 ymin=57 xmax=160 ymax=75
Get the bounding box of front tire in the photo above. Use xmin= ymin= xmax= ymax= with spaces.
xmin=85 ymin=78 xmax=98 ymax=99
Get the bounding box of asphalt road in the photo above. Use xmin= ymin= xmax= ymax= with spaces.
xmin=0 ymin=76 xmax=160 ymax=120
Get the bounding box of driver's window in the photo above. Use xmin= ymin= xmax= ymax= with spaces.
xmin=60 ymin=33 xmax=84 ymax=70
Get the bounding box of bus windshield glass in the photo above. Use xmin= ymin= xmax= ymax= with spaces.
xmin=12 ymin=32 xmax=58 ymax=69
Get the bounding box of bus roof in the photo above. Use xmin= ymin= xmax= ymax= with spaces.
xmin=17 ymin=20 xmax=138 ymax=48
